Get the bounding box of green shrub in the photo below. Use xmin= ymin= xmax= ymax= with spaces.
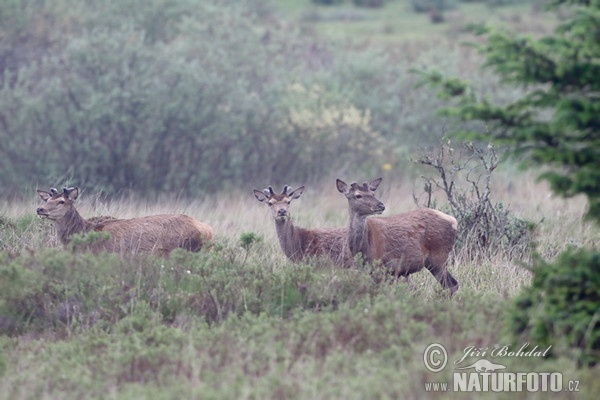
xmin=0 ymin=0 xmax=529 ymax=197
xmin=0 ymin=0 xmax=389 ymax=195
xmin=505 ymin=248 xmax=600 ymax=367
xmin=0 ymin=249 xmax=134 ymax=335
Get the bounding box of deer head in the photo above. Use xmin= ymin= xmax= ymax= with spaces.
xmin=37 ymin=187 xmax=80 ymax=220
xmin=253 ymin=185 xmax=305 ymax=223
xmin=336 ymin=178 xmax=385 ymax=217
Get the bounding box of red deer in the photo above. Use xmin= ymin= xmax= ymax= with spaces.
xmin=336 ymin=178 xmax=459 ymax=294
xmin=253 ymin=185 xmax=348 ymax=266
xmin=36 ymin=187 xmax=213 ymax=255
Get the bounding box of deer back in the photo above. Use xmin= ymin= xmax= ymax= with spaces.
xmin=337 ymin=177 xmax=457 ymax=273
xmin=37 ymin=187 xmax=213 ymax=255
xmin=96 ymin=214 xmax=213 ymax=254
xmin=366 ymin=208 xmax=457 ymax=273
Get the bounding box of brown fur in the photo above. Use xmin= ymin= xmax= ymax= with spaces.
xmin=254 ymin=185 xmax=349 ymax=266
xmin=337 ymin=178 xmax=459 ymax=294
xmin=37 ymin=187 xmax=213 ymax=256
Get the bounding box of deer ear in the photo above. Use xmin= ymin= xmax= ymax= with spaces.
xmin=288 ymin=186 xmax=304 ymax=200
xmin=369 ymin=177 xmax=383 ymax=191
xmin=253 ymin=189 xmax=269 ymax=203
xmin=285 ymin=185 xmax=297 ymax=196
xmin=336 ymin=179 xmax=348 ymax=194
xmin=63 ymin=187 xmax=79 ymax=201
xmin=37 ymin=190 xmax=52 ymax=202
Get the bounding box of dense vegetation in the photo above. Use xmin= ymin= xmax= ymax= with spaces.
xmin=1 ymin=176 xmax=598 ymax=399
xmin=0 ymin=0 xmax=534 ymax=196
xmin=0 ymin=0 xmax=419 ymax=195
xmin=420 ymin=0 xmax=600 ymax=367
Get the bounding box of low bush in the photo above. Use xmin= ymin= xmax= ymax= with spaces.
xmin=505 ymin=248 xmax=600 ymax=367
xmin=414 ymin=140 xmax=534 ymax=262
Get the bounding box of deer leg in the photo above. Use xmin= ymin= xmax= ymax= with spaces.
xmin=424 ymin=261 xmax=459 ymax=295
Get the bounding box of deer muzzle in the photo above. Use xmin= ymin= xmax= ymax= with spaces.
xmin=373 ymin=203 xmax=385 ymax=214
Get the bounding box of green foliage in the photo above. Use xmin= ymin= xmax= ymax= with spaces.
xmin=67 ymin=231 xmax=112 ymax=252
xmin=239 ymin=231 xmax=260 ymax=250
xmin=0 ymin=204 xmax=598 ymax=398
xmin=418 ymin=0 xmax=600 ymax=368
xmin=0 ymin=244 xmax=523 ymax=398
xmin=0 ymin=0 xmax=396 ymax=196
xmin=0 ymin=0 xmax=501 ymax=197
xmin=505 ymin=248 xmax=600 ymax=366
xmin=0 ymin=246 xmax=371 ymax=332
xmin=418 ymin=0 xmax=600 ymax=223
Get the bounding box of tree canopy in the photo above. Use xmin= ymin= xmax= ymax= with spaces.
xmin=419 ymin=0 xmax=600 ymax=224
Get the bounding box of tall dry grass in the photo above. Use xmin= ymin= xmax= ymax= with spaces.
xmin=10 ymin=167 xmax=596 ymax=292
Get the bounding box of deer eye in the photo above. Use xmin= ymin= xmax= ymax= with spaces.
xmin=59 ymin=200 xmax=65 ymax=204
xmin=355 ymin=194 xmax=362 ymax=199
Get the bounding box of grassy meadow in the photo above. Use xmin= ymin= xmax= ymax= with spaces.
xmin=1 ymin=170 xmax=599 ymax=399
xmin=273 ymin=0 xmax=557 ymax=44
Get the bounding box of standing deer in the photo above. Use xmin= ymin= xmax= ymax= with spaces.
xmin=36 ymin=187 xmax=213 ymax=255
xmin=336 ymin=178 xmax=459 ymax=294
xmin=253 ymin=185 xmax=348 ymax=266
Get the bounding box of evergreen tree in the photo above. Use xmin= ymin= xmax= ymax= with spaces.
xmin=419 ymin=0 xmax=600 ymax=223
xmin=419 ymin=0 xmax=600 ymax=366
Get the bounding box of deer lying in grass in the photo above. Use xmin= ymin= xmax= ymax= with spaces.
xmin=37 ymin=187 xmax=213 ymax=255
xmin=254 ymin=185 xmax=348 ymax=266
xmin=336 ymin=178 xmax=459 ymax=294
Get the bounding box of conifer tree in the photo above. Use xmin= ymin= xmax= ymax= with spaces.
xmin=420 ymin=0 xmax=600 ymax=223
xmin=419 ymin=0 xmax=600 ymax=366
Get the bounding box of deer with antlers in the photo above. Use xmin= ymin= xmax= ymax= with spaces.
xmin=336 ymin=178 xmax=459 ymax=294
xmin=36 ymin=187 xmax=213 ymax=255
xmin=253 ymin=185 xmax=349 ymax=266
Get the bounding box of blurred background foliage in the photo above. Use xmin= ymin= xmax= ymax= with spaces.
xmin=0 ymin=0 xmax=540 ymax=197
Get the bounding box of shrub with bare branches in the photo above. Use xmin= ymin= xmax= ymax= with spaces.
xmin=413 ymin=140 xmax=534 ymax=262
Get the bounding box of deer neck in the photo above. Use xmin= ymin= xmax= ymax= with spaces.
xmin=347 ymin=212 xmax=370 ymax=260
xmin=56 ymin=207 xmax=93 ymax=244
xmin=274 ymin=218 xmax=306 ymax=262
